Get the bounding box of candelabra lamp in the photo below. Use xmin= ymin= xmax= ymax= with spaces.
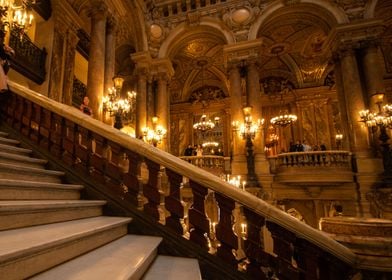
xmin=359 ymin=92 xmax=392 ymax=177
xmin=232 ymin=106 xmax=264 ymax=188
xmin=232 ymin=106 xmax=264 ymax=140
xmin=0 ymin=0 xmax=35 ymax=39
xmin=102 ymin=76 xmax=136 ymax=130
xmin=142 ymin=116 xmax=167 ymax=147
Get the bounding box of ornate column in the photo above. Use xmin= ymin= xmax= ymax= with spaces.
xmin=86 ymin=1 xmax=107 ymax=120
xmin=156 ymin=73 xmax=169 ymax=151
xmin=362 ymin=41 xmax=385 ymax=111
xmin=131 ymin=52 xmax=152 ymax=139
xmin=104 ymin=15 xmax=117 ymax=93
xmin=247 ymin=61 xmax=268 ymax=175
xmin=338 ymin=46 xmax=371 ymax=157
xmin=228 ymin=63 xmax=246 ymax=175
xmin=136 ymin=69 xmax=148 ymax=138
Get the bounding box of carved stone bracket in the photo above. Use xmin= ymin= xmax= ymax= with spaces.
xmin=223 ymin=39 xmax=262 ymax=69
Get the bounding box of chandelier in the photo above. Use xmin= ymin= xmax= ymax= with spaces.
xmin=0 ymin=0 xmax=35 ymax=38
xmin=232 ymin=106 xmax=264 ymax=140
xmin=142 ymin=116 xmax=167 ymax=147
xmin=102 ymin=76 xmax=137 ymax=129
xmin=193 ymin=114 xmax=219 ymax=133
xmin=270 ymin=89 xmax=297 ymax=128
xmin=202 ymin=141 xmax=219 ymax=148
xmin=270 ymin=112 xmax=297 ymax=128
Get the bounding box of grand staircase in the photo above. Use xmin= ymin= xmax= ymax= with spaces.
xmin=0 ymin=131 xmax=202 ymax=280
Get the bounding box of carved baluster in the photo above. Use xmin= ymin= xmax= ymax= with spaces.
xmin=123 ymin=150 xmax=142 ymax=206
xmin=215 ymin=193 xmax=238 ymax=268
xmin=165 ymin=169 xmax=185 ymax=234
xmin=49 ymin=114 xmax=64 ymax=158
xmin=143 ymin=159 xmax=161 ymax=221
xmin=188 ymin=180 xmax=209 ymax=250
xmin=62 ymin=119 xmax=77 ymax=166
xmin=106 ymin=141 xmax=128 ymax=196
xmin=39 ymin=108 xmax=52 ymax=150
xmin=12 ymin=95 xmax=24 ymax=130
xmin=266 ymin=221 xmax=300 ymax=279
xmin=30 ymin=103 xmax=41 ymax=143
xmin=295 ymin=238 xmax=351 ymax=280
xmin=20 ymin=99 xmax=32 ymax=137
xmin=90 ymin=133 xmax=107 ymax=181
xmin=243 ymin=207 xmax=267 ymax=278
xmin=74 ymin=126 xmax=91 ymax=173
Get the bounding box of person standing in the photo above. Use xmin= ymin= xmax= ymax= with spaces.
xmin=0 ymin=30 xmax=14 ymax=93
xmin=80 ymin=96 xmax=93 ymax=116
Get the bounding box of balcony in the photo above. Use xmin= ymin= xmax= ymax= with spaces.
xmin=269 ymin=151 xmax=354 ymax=185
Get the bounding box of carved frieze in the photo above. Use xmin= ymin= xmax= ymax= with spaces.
xmin=333 ymin=0 xmax=367 ymax=21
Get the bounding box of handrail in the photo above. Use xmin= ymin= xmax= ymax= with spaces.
xmin=5 ymin=81 xmax=361 ymax=276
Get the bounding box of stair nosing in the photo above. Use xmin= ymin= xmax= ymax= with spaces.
xmin=0 ymin=216 xmax=132 ymax=264
xmin=0 ymin=143 xmax=32 ymax=153
xmin=0 ymin=162 xmax=65 ymax=176
xmin=0 ymin=200 xmax=107 ymax=212
xmin=0 ymin=151 xmax=48 ymax=164
xmin=0 ymin=137 xmax=20 ymax=145
xmin=0 ymin=179 xmax=83 ymax=190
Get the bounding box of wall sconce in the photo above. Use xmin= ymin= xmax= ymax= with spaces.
xmin=232 ymin=106 xmax=264 ymax=140
xmin=102 ymin=76 xmax=136 ymax=130
xmin=142 ymin=116 xmax=167 ymax=147
xmin=335 ymin=133 xmax=343 ymax=150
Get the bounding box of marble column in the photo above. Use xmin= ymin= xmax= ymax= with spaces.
xmin=362 ymin=42 xmax=385 ymax=112
xmin=338 ymin=47 xmax=371 ymax=157
xmin=104 ymin=16 xmax=117 ymax=94
xmin=247 ymin=61 xmax=268 ymax=175
xmin=157 ymin=73 xmax=170 ymax=151
xmin=136 ymin=69 xmax=148 ymax=138
xmin=229 ymin=63 xmax=247 ymax=176
xmin=86 ymin=2 xmax=107 ymax=120
xmin=61 ymin=29 xmax=79 ymax=105
xmin=333 ymin=56 xmax=351 ymax=152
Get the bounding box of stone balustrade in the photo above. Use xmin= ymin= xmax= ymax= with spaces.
xmin=2 ymin=81 xmax=389 ymax=279
xmin=179 ymin=155 xmax=230 ymax=175
xmin=269 ymin=151 xmax=353 ymax=173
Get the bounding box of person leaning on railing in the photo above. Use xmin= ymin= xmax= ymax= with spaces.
xmin=0 ymin=30 xmax=15 ymax=93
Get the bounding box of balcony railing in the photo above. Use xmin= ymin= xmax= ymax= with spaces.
xmin=9 ymin=30 xmax=47 ymax=85
xmin=2 ymin=81 xmax=385 ymax=279
xmin=269 ymin=151 xmax=352 ymax=172
xmin=179 ymin=155 xmax=230 ymax=175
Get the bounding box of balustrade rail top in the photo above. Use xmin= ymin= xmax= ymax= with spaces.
xmin=8 ymin=81 xmax=358 ymax=266
xmin=278 ymin=151 xmax=351 ymax=156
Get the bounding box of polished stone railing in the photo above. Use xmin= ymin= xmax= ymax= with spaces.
xmin=269 ymin=151 xmax=352 ymax=174
xmin=2 ymin=81 xmax=379 ymax=279
xmin=179 ymin=155 xmax=230 ymax=174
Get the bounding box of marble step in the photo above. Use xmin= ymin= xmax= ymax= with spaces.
xmin=0 ymin=179 xmax=83 ymax=200
xmin=0 ymin=216 xmax=132 ymax=280
xmin=142 ymin=255 xmax=202 ymax=280
xmin=0 ymin=132 xmax=8 ymax=137
xmin=0 ymin=200 xmax=106 ymax=230
xmin=31 ymin=234 xmax=163 ymax=280
xmin=0 ymin=162 xmax=64 ymax=183
xmin=0 ymin=136 xmax=20 ymax=146
xmin=0 ymin=151 xmax=48 ymax=168
xmin=0 ymin=143 xmax=32 ymax=156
